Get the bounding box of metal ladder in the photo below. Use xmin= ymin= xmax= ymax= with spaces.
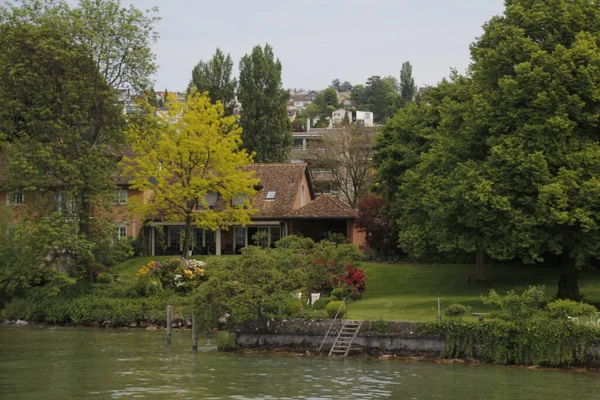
xmin=328 ymin=320 xmax=363 ymax=357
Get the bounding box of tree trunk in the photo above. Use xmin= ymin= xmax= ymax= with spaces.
xmin=557 ymin=255 xmax=581 ymax=301
xmin=182 ymin=215 xmax=193 ymax=257
xmin=474 ymin=249 xmax=486 ymax=282
xmin=79 ymin=189 xmax=94 ymax=284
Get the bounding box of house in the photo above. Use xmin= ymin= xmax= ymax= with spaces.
xmin=1 ymin=163 xmax=365 ymax=256
xmin=146 ymin=163 xmax=364 ymax=256
xmin=289 ymin=90 xmax=319 ymax=111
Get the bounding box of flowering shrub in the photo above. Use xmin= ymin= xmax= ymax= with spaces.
xmin=312 ymin=258 xmax=367 ymax=299
xmin=137 ymin=258 xmax=206 ymax=294
xmin=137 ymin=260 xmax=164 ymax=277
xmin=332 ymin=264 xmax=367 ymax=299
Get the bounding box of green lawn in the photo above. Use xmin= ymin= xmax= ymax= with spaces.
xmin=348 ymin=262 xmax=600 ymax=322
xmin=110 ymin=256 xmax=600 ymax=323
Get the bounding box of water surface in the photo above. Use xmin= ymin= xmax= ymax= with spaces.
xmin=1 ymin=326 xmax=599 ymax=399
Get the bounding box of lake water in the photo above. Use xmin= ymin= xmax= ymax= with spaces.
xmin=1 ymin=326 xmax=600 ymax=399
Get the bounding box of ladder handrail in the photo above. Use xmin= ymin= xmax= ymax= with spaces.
xmin=318 ymin=297 xmax=347 ymax=353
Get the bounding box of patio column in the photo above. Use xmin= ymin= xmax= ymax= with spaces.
xmin=216 ymin=227 xmax=222 ymax=255
xmin=150 ymin=227 xmax=156 ymax=256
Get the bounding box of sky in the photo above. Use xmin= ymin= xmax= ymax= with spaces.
xmin=97 ymin=0 xmax=506 ymax=91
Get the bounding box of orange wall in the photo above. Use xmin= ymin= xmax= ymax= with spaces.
xmin=292 ymin=173 xmax=311 ymax=211
xmin=1 ymin=188 xmax=145 ymax=239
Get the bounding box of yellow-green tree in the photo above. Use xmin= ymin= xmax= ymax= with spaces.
xmin=123 ymin=91 xmax=258 ymax=255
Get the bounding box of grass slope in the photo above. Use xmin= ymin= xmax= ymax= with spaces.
xmin=349 ymin=262 xmax=600 ymax=322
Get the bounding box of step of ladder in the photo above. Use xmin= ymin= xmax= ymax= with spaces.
xmin=328 ymin=320 xmax=363 ymax=357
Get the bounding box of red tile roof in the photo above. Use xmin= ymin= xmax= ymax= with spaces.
xmin=242 ymin=163 xmax=311 ymax=218
xmin=285 ymin=193 xmax=357 ymax=219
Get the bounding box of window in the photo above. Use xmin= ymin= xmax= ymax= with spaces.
xmin=270 ymin=227 xmax=281 ymax=244
xmin=7 ymin=192 xmax=24 ymax=206
xmin=113 ymin=189 xmax=128 ymax=204
xmin=232 ymin=194 xmax=250 ymax=207
xmin=115 ymin=224 xmax=127 ymax=240
xmin=265 ymin=191 xmax=277 ymax=200
xmin=301 ymin=184 xmax=306 ymax=206
xmin=169 ymin=226 xmax=182 ymax=250
xmin=54 ymin=192 xmax=75 ymax=214
xmin=198 ymin=192 xmax=218 ymax=210
xmin=235 ymin=227 xmax=246 ymax=248
xmin=293 ymin=138 xmax=304 ymax=149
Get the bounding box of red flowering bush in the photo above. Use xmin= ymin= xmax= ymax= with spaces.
xmin=333 ymin=264 xmax=367 ymax=299
xmin=313 ymin=258 xmax=367 ymax=300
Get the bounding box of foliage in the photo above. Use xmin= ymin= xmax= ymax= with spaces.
xmin=123 ymin=90 xmax=258 ymax=256
xmin=330 ymin=79 xmax=352 ymax=92
xmin=545 ymin=299 xmax=597 ymax=319
xmin=325 ymin=300 xmax=346 ymax=318
xmin=0 ymin=216 xmax=93 ymax=305
xmin=480 ymin=285 xmax=545 ymax=322
xmin=420 ymin=319 xmax=600 ymax=367
xmin=0 ymin=0 xmax=158 ymax=283
xmin=443 ymin=303 xmax=471 ymax=319
xmin=351 ymin=75 xmax=401 ymax=123
xmin=137 ymin=258 xmax=206 ymax=294
xmin=311 ymin=87 xmax=339 ymax=124
xmin=238 ymin=43 xmax=292 ymax=163
xmin=374 ymin=0 xmax=600 ymax=300
xmin=330 ymin=288 xmax=344 ymax=301
xmin=306 ymin=125 xmax=376 ymax=207
xmin=399 ymin=61 xmax=416 ymax=103
xmin=94 ymin=237 xmax=135 ymax=267
xmin=312 ymin=297 xmax=332 ymax=310
xmin=332 ymin=266 xmax=367 ymax=299
xmin=190 ymin=246 xmax=305 ymax=327
xmin=215 ymin=331 xmax=238 ymax=351
xmin=96 ymin=273 xmax=112 ymax=284
xmin=356 ymin=195 xmax=395 ymax=255
xmin=188 ymin=48 xmax=237 ymax=116
xmin=1 ymin=289 xmax=179 ymax=325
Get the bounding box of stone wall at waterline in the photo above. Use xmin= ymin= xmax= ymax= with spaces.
xmin=234 ymin=318 xmax=445 ymax=356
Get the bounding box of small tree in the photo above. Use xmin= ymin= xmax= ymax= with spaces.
xmin=307 ymin=125 xmax=376 ymax=208
xmin=123 ymin=91 xmax=258 ymax=256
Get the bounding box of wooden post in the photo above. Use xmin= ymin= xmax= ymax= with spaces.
xmin=192 ymin=314 xmax=198 ymax=351
xmin=166 ymin=305 xmax=173 ymax=344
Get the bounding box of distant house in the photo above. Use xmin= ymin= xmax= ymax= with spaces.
xmin=289 ymin=90 xmax=319 ymax=111
xmin=331 ymin=109 xmax=373 ymax=127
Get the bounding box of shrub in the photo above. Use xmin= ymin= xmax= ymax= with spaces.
xmin=444 ymin=303 xmax=471 ymax=319
xmin=283 ymin=298 xmax=304 ymax=317
xmin=312 ymin=297 xmax=332 ymax=310
xmin=326 ymin=300 xmax=346 ymax=318
xmin=216 ymin=331 xmax=238 ymax=351
xmin=481 ymin=285 xmax=545 ymax=322
xmin=330 ymin=288 xmax=344 ymax=300
xmin=137 ymin=258 xmax=206 ymax=293
xmin=96 ymin=273 xmax=112 ymax=284
xmin=545 ymin=299 xmax=597 ymax=319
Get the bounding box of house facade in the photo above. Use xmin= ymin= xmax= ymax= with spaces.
xmin=1 ymin=163 xmax=366 ymax=256
xmin=146 ymin=163 xmax=365 ymax=256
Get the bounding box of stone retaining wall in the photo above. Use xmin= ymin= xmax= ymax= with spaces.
xmin=234 ymin=318 xmax=445 ymax=356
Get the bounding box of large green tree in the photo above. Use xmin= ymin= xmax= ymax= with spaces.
xmin=238 ymin=44 xmax=292 ymax=163
xmin=375 ymin=0 xmax=600 ymax=299
xmin=466 ymin=0 xmax=600 ymax=300
xmin=188 ymin=48 xmax=238 ymax=116
xmin=0 ymin=0 xmax=157 ymax=280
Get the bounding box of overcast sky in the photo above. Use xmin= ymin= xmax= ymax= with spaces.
xmin=110 ymin=0 xmax=506 ymax=91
